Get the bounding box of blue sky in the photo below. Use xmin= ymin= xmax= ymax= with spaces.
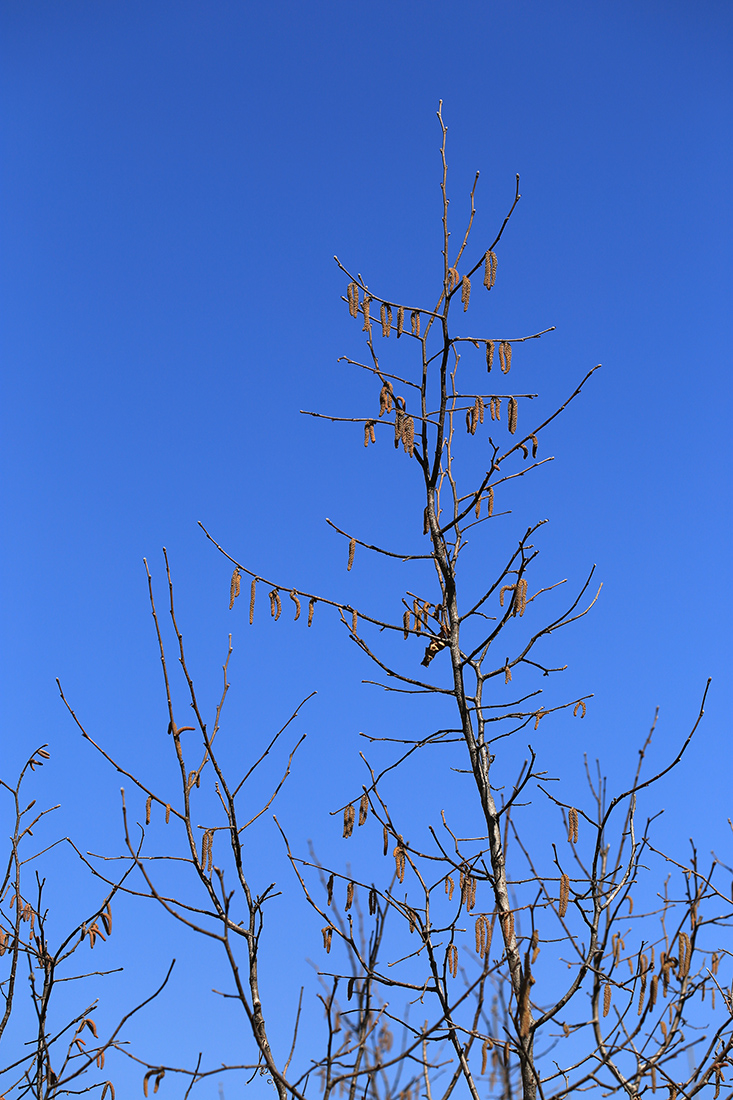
xmin=1 ymin=1 xmax=731 ymax=1095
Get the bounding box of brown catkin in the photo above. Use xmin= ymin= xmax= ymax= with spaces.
xmin=322 ymin=927 xmax=333 ymax=953
xmin=445 ymin=875 xmax=455 ymax=901
xmin=531 ymin=434 xmax=538 ymax=458
xmin=402 ymin=415 xmax=415 ymax=457
xmin=507 ymin=397 xmax=518 ymax=434
xmin=504 ymin=662 xmax=512 ymax=684
xmin=447 ymin=944 xmax=458 ymax=977
xmin=345 ymin=881 xmax=354 ymax=911
xmin=347 ymin=537 xmax=356 ymax=571
xmin=369 ymin=421 xmax=376 ymax=444
xmin=559 ymin=873 xmax=570 ymax=917
xmin=229 ymin=568 xmax=241 ymax=609
xmin=369 ymin=886 xmax=377 ymax=915
xmin=289 ymin=590 xmax=301 ymax=620
xmin=383 ymin=825 xmax=389 ymax=856
xmin=499 ymin=341 xmax=512 ymax=374
xmin=145 ymin=795 xmax=152 ymax=825
xmin=461 ymin=275 xmax=471 ymax=311
xmin=165 ymin=803 xmax=171 ymax=824
xmin=481 ymin=1039 xmax=491 ymax=1075
xmin=486 ymin=340 xmax=495 ymax=371
xmin=396 ymin=305 xmax=404 ymax=337
xmin=343 ymin=804 xmax=356 ymax=838
xmin=515 ymin=578 xmax=528 ymax=617
xmin=271 ymin=590 xmax=282 ymax=620
xmin=447 ymin=266 xmax=459 ymax=291
xmin=358 ymin=792 xmax=369 ymax=826
xmin=603 ymin=983 xmax=612 ymax=1017
xmin=410 ymin=310 xmax=420 ymax=337
xmin=568 ymin=807 xmax=579 ymax=844
xmin=484 ymin=250 xmax=497 ymax=290
xmin=487 ymin=486 xmax=494 ymax=516
xmin=573 ymin=700 xmax=586 ymax=719
xmin=348 ymin=282 xmax=359 ymax=318
xmin=491 ymin=396 xmax=501 ymax=421
xmin=380 ymin=302 xmax=392 ymax=337
xmin=477 ymin=394 xmax=485 ymax=423
xmin=362 ymin=296 xmax=372 ymax=334
xmin=379 ymin=382 xmax=393 ymax=416
xmin=308 ymin=597 xmax=316 ymax=626
xmin=402 ymin=608 xmax=411 ymax=639
xmin=249 ymin=578 xmax=257 ymax=624
xmin=364 ymin=423 xmax=370 ymax=447
xmin=394 ymin=838 xmax=405 ymax=883
xmin=327 ymin=874 xmax=334 ymax=906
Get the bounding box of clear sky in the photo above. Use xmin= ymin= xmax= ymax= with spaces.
xmin=1 ymin=2 xmax=731 ymax=1095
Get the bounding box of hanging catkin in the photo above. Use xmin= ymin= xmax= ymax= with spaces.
xmin=308 ymin=597 xmax=316 ymax=626
xmin=568 ymin=807 xmax=579 ymax=844
xmin=347 ymin=282 xmax=359 ymax=318
xmin=269 ymin=589 xmax=282 ymax=620
xmin=487 ymin=486 xmax=494 ymax=516
xmin=402 ymin=415 xmax=415 ymax=457
xmin=358 ymin=792 xmax=369 ymax=826
xmin=394 ymin=837 xmax=405 ymax=882
xmin=499 ymin=341 xmax=512 ymax=374
xmin=530 ymin=434 xmax=538 ymax=458
xmin=380 ymin=302 xmax=392 ymax=337
xmin=362 ymin=296 xmax=372 ymax=334
xmin=486 ymin=340 xmax=495 ymax=371
xmin=347 ymin=537 xmax=356 ymax=571
xmin=403 ymin=609 xmax=410 ymax=639
xmin=249 ymin=578 xmax=257 ymax=624
xmin=603 ymin=983 xmax=612 ymax=1017
xmin=396 ymin=305 xmax=404 ymax=338
xmin=507 ymin=397 xmax=518 ymax=434
xmin=559 ymin=873 xmax=570 ymax=917
xmin=379 ymin=382 xmax=393 ymax=416
xmin=229 ymin=568 xmax=241 ymax=609
xmin=573 ymin=700 xmax=586 ymax=718
xmin=410 ymin=310 xmax=420 ymax=337
xmin=351 ymin=609 xmax=358 ymax=634
xmin=484 ymin=250 xmax=497 ymax=289
xmin=343 ymin=804 xmax=356 ymax=838
xmin=289 ymin=590 xmax=301 ymax=620
xmin=461 ymin=275 xmax=471 ymax=311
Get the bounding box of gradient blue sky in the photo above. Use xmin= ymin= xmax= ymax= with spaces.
xmin=1 ymin=1 xmax=731 ymax=1094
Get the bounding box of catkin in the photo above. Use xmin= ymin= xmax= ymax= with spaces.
xmin=394 ymin=406 xmax=404 ymax=449
xmin=499 ymin=341 xmax=512 ymax=374
xmin=504 ymin=663 xmax=512 ymax=684
xmin=364 ymin=423 xmax=371 ymax=447
xmin=445 ymin=875 xmax=455 ymax=901
xmin=351 ymin=609 xmax=358 ymax=634
xmin=249 ymin=578 xmax=257 ymax=624
xmin=269 ymin=589 xmax=282 ymax=620
xmin=490 ymin=396 xmax=501 ymax=421
xmin=343 ymin=804 xmax=355 ymax=838
xmin=394 ymin=838 xmax=406 ymax=883
xmin=369 ymin=886 xmax=377 ymax=915
xmin=369 ymin=421 xmax=376 ymax=444
xmin=447 ymin=266 xmax=459 ymax=291
xmin=327 ymin=874 xmax=334 ymax=906
xmin=507 ymin=397 xmax=518 ymax=434
xmin=477 ymin=394 xmax=485 ymax=423
xmin=229 ymin=568 xmax=241 ymax=610
xmin=499 ymin=584 xmax=515 ymax=608
xmin=461 ymin=275 xmax=471 ymax=311
xmin=396 ymin=305 xmax=404 ymax=338
xmin=322 ymin=927 xmax=333 ymax=953
xmin=573 ymin=700 xmax=586 ymax=719
xmin=603 ymin=983 xmax=612 ymax=1017
xmin=347 ymin=537 xmax=356 ymax=571
xmin=481 ymin=1038 xmax=491 ymax=1075
xmin=519 ymin=442 xmax=529 ymax=460
xmin=559 ymin=873 xmax=570 ymax=917
xmin=487 ymin=486 xmax=494 ymax=516
xmin=379 ymin=382 xmax=394 ymax=416
xmin=145 ymin=795 xmax=152 ymax=825
xmin=515 ymin=578 xmax=528 ymax=617
xmin=568 ymin=807 xmax=579 ymax=844
xmin=165 ymin=804 xmax=171 ymax=824
xmin=289 ymin=590 xmax=301 ymax=620
xmin=501 ymin=910 xmax=514 ymax=944
xmin=486 ymin=340 xmax=495 ymax=371
xmin=447 ymin=944 xmax=458 ymax=977
xmin=359 ymin=792 xmax=369 ymax=826
xmin=403 ymin=609 xmax=410 ymax=639
xmin=402 ymin=413 xmax=413 ymax=457
xmin=347 ymin=282 xmax=359 ymax=318
xmin=380 ymin=302 xmax=392 ymax=337
xmin=345 ymin=881 xmax=354 ymax=911
xmin=362 ymin=296 xmax=372 ymax=334
xmin=308 ymin=597 xmax=316 ymax=626
xmin=410 ymin=310 xmax=420 ymax=337
xmin=383 ymin=825 xmax=389 ymax=856
xmin=483 ymin=250 xmax=497 ymax=290
xmin=531 ymin=434 xmax=538 ymax=458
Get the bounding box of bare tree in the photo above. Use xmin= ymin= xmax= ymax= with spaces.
xmin=58 ymin=104 xmax=731 ymax=1100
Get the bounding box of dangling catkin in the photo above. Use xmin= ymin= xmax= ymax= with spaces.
xmin=289 ymin=590 xmax=301 ymax=620
xmin=249 ymin=578 xmax=257 ymax=624
xmin=515 ymin=578 xmax=528 ymax=616
xmin=484 ymin=250 xmax=497 ymax=290
xmin=308 ymin=597 xmax=316 ymax=626
xmin=343 ymin=804 xmax=356 ymax=838
xmin=487 ymin=486 xmax=494 ymax=516
xmin=499 ymin=341 xmax=512 ymax=374
xmin=603 ymin=983 xmax=612 ymax=1017
xmin=481 ymin=1038 xmax=491 ymax=1075
xmin=559 ymin=873 xmax=570 ymax=917
xmin=369 ymin=886 xmax=377 ymax=914
xmin=345 ymin=881 xmax=354 ymax=911
xmin=165 ymin=803 xmax=171 ymax=824
xmin=380 ymin=302 xmax=392 ymax=337
xmin=396 ymin=305 xmax=404 ymax=338
xmin=403 ymin=609 xmax=410 ymax=639
xmin=322 ymin=927 xmax=333 ymax=953
xmin=383 ymin=824 xmax=389 ymax=856
xmin=364 ymin=423 xmax=371 ymax=448
xmin=394 ymin=838 xmax=405 ymax=883
xmin=327 ymin=874 xmax=334 ymax=906
xmin=445 ymin=876 xmax=455 ymax=901
xmin=486 ymin=341 xmax=495 ymax=371
xmin=568 ymin=807 xmax=579 ymax=844
xmin=358 ymin=792 xmax=369 ymax=826
xmin=145 ymin=795 xmax=152 ymax=825
xmin=410 ymin=310 xmax=420 ymax=337
xmin=573 ymin=700 xmax=586 ymax=718
xmin=229 ymin=568 xmax=241 ymax=610
xmin=461 ymin=275 xmax=471 ymax=311
xmin=379 ymin=382 xmax=393 ymax=416
xmin=531 ymin=434 xmax=538 ymax=458
xmin=270 ymin=590 xmax=282 ymax=620
xmin=508 ymin=397 xmax=518 ymax=434
xmin=519 ymin=442 xmax=529 ymax=459
xmin=447 ymin=266 xmax=459 ymax=291
xmin=402 ymin=415 xmax=415 ymax=456
xmin=347 ymin=537 xmax=356 ymax=571
xmin=447 ymin=944 xmax=458 ymax=977
xmin=362 ymin=296 xmax=372 ymax=334
xmin=477 ymin=394 xmax=485 ymax=423
xmin=351 ymin=609 xmax=358 ymax=634
xmin=504 ymin=662 xmax=512 ymax=684
xmin=347 ymin=282 xmax=359 ymax=318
